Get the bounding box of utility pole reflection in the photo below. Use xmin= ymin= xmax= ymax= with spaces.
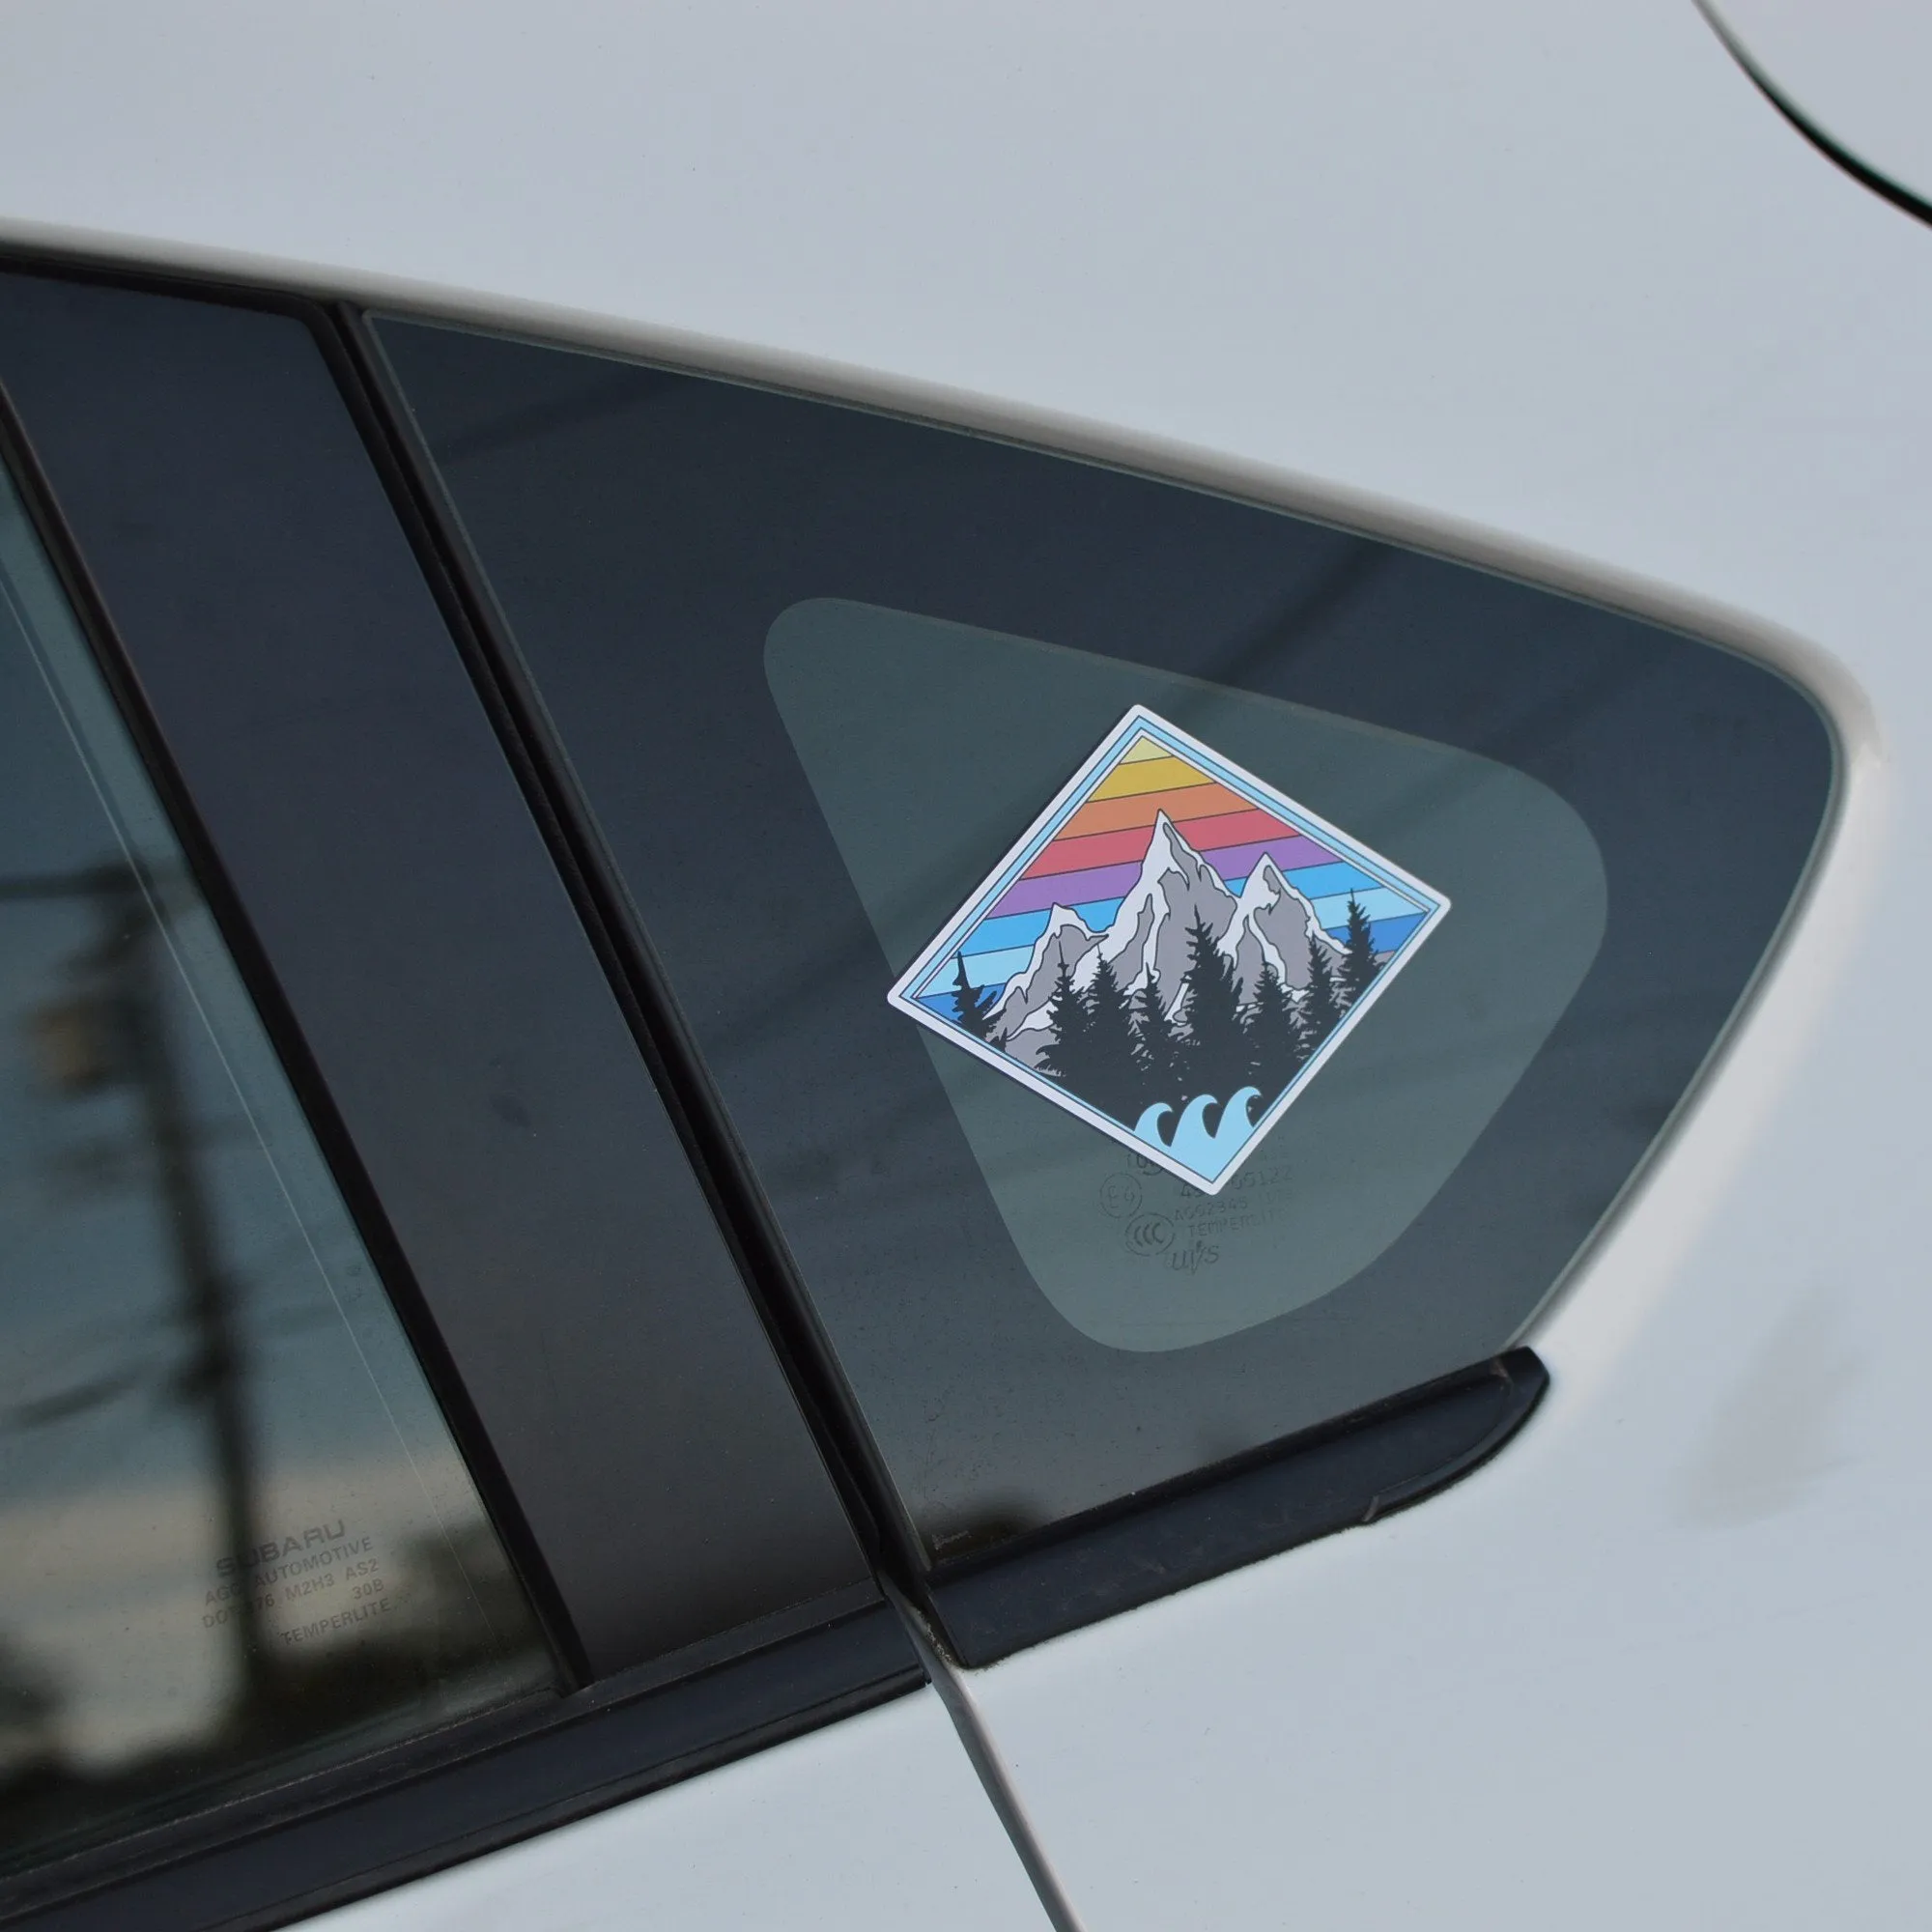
xmin=4 ymin=862 xmax=271 ymax=1719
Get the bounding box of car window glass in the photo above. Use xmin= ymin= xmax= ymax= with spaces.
xmin=373 ymin=317 xmax=1832 ymax=1572
xmin=0 ymin=461 xmax=554 ymax=1875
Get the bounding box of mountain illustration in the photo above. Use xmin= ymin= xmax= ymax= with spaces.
xmin=1219 ymin=852 xmax=1342 ymax=998
xmin=990 ymin=903 xmax=1105 ymax=1060
xmin=894 ymin=711 xmax=1450 ymax=1191
xmin=992 ymin=812 xmax=1343 ymax=1069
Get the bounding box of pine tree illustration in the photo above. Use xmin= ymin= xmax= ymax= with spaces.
xmin=1339 ymin=895 xmax=1379 ymax=1007
xmin=1244 ymin=961 xmax=1304 ymax=1105
xmin=1179 ymin=912 xmax=1246 ymax=1105
xmin=1130 ymin=974 xmax=1183 ymax=1113
xmin=949 ymin=953 xmax=1003 ymax=1042
xmin=1301 ymin=932 xmax=1345 ymax=1048
xmin=1081 ymin=955 xmax=1140 ymax=1124
xmin=1034 ymin=958 xmax=1094 ymax=1098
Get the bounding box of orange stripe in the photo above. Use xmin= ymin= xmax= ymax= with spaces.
xmin=1058 ymin=781 xmax=1251 ymax=839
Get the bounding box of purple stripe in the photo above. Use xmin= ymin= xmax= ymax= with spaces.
xmin=989 ymin=861 xmax=1145 ymax=919
xmin=1192 ymin=833 xmax=1338 ymax=872
xmin=985 ymin=832 xmax=1344 ymax=921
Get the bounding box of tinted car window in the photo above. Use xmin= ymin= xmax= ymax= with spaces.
xmin=374 ymin=318 xmax=1831 ymax=1575
xmin=0 ymin=453 xmax=553 ymax=1874
xmin=0 ymin=272 xmax=883 ymax=1689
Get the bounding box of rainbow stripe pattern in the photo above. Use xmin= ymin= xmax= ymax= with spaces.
xmin=903 ymin=712 xmax=1437 ymax=1009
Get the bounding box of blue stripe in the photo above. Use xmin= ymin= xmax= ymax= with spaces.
xmin=1282 ymin=860 xmax=1379 ymax=901
xmin=1220 ymin=862 xmax=1392 ymax=909
xmin=960 ymin=907 xmax=1054 ymax=955
xmin=923 ymin=924 xmax=1430 ymax=1015
xmin=1321 ymin=912 xmax=1426 ymax=952
xmin=958 ymin=896 xmax=1125 ymax=959
xmin=918 ymin=897 xmax=1127 ymax=997
xmin=1310 ymin=885 xmax=1422 ymax=929
xmin=952 ymin=943 xmax=1035 ymax=988
xmin=1072 ymin=896 xmax=1124 ymax=933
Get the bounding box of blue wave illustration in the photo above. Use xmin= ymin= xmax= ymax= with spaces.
xmin=1133 ymin=1087 xmax=1263 ymax=1181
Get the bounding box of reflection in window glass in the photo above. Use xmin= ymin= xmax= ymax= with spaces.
xmin=0 ymin=466 xmax=554 ymax=1874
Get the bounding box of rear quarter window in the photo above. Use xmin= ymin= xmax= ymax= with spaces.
xmin=372 ymin=315 xmax=1832 ymax=1621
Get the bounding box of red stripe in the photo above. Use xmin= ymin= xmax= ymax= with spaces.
xmin=1179 ymin=807 xmax=1302 ymax=851
xmin=1023 ymin=822 xmax=1156 ymax=876
xmin=1022 ymin=804 xmax=1302 ymax=879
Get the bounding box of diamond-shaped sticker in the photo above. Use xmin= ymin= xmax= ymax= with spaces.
xmin=887 ymin=706 xmax=1450 ymax=1193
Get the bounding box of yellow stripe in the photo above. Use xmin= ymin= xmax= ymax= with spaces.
xmin=1090 ymin=753 xmax=1216 ymax=800
xmin=1117 ymin=733 xmax=1170 ymax=763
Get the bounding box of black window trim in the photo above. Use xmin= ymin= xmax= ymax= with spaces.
xmin=927 ymin=1350 xmax=1548 ymax=1666
xmin=338 ymin=305 xmax=932 ymax=1593
xmin=3 ymin=1589 xmax=910 ymax=1932
xmin=323 ymin=301 xmax=902 ymax=1571
xmin=0 ymin=237 xmax=1843 ymax=1926
xmin=0 ymin=258 xmax=884 ymax=1666
xmin=0 ymin=283 xmax=584 ymax=1686
xmin=0 ymin=252 xmax=921 ymax=1932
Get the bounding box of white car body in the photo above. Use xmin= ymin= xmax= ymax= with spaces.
xmin=2 ymin=4 xmax=1925 ymax=1925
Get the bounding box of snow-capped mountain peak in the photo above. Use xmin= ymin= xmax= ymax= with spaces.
xmin=1219 ymin=851 xmax=1340 ymax=993
xmin=991 ymin=813 xmax=1248 ymax=1064
xmin=984 ymin=814 xmax=1350 ymax=1065
xmin=987 ymin=901 xmax=1101 ymax=1049
xmin=1090 ymin=810 xmax=1237 ymax=1003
